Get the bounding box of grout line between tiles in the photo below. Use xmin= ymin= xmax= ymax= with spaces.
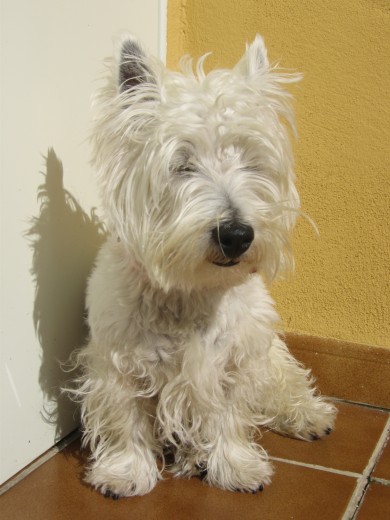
xmin=0 ymin=429 xmax=81 ymax=496
xmin=268 ymin=456 xmax=361 ymax=478
xmin=331 ymin=397 xmax=390 ymax=413
xmin=370 ymin=476 xmax=390 ymax=486
xmin=342 ymin=414 xmax=390 ymax=520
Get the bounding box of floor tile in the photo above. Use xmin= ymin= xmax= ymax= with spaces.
xmin=372 ymin=437 xmax=390 ymax=481
xmin=2 ymin=402 xmax=387 ymax=520
xmin=0 ymin=442 xmax=356 ymax=520
xmin=355 ymin=483 xmax=390 ymax=520
xmin=258 ymin=402 xmax=389 ymax=474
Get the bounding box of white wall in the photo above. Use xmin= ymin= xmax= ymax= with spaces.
xmin=0 ymin=0 xmax=166 ymax=485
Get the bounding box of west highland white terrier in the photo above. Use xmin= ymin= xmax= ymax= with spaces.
xmin=70 ymin=35 xmax=336 ymax=499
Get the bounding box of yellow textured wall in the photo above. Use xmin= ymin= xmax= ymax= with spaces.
xmin=167 ymin=0 xmax=390 ymax=348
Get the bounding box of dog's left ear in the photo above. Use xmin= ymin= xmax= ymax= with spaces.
xmin=119 ymin=36 xmax=156 ymax=92
xmin=235 ymin=34 xmax=270 ymax=76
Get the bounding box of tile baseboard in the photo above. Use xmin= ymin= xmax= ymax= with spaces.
xmin=285 ymin=333 xmax=390 ymax=409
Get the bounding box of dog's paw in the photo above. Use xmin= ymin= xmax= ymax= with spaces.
xmin=104 ymin=490 xmax=121 ymax=500
xmin=272 ymin=399 xmax=337 ymax=441
xmin=242 ymin=483 xmax=264 ymax=494
xmin=86 ymin=454 xmax=160 ymax=498
xmin=206 ymin=443 xmax=273 ymax=493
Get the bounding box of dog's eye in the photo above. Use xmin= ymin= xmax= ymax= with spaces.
xmin=180 ymin=165 xmax=197 ymax=175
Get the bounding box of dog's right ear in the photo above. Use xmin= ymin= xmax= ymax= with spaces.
xmin=119 ymin=37 xmax=156 ymax=92
xmin=234 ymin=35 xmax=270 ymax=77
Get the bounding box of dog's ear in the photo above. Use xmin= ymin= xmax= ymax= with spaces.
xmin=235 ymin=34 xmax=270 ymax=76
xmin=119 ymin=37 xmax=156 ymax=92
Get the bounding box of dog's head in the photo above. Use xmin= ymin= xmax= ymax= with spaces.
xmin=92 ymin=35 xmax=301 ymax=291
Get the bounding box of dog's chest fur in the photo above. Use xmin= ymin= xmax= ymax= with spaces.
xmin=88 ymin=239 xmax=221 ymax=352
xmin=136 ymin=283 xmax=221 ymax=336
xmin=88 ymin=239 xmax=276 ymax=379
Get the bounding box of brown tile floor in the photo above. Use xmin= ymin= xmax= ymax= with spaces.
xmin=1 ymin=401 xmax=389 ymax=520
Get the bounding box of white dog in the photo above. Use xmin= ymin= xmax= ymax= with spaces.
xmin=71 ymin=35 xmax=336 ymax=499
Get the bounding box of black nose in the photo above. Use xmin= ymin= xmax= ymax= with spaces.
xmin=211 ymin=221 xmax=254 ymax=259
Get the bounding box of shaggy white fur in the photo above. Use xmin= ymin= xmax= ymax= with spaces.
xmin=69 ymin=34 xmax=336 ymax=498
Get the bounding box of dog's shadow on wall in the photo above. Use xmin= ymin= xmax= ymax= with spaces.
xmin=27 ymin=148 xmax=106 ymax=440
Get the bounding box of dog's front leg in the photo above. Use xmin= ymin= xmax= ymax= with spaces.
xmin=157 ymin=330 xmax=273 ymax=493
xmin=79 ymin=358 xmax=161 ymax=498
xmin=204 ymin=406 xmax=273 ymax=492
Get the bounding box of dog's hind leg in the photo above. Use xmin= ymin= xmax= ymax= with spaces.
xmin=259 ymin=335 xmax=337 ymax=440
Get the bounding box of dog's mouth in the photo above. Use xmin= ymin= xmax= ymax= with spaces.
xmin=212 ymin=260 xmax=240 ymax=267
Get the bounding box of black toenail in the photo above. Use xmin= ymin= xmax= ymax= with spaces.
xmin=250 ymin=484 xmax=264 ymax=494
xmin=104 ymin=490 xmax=120 ymax=500
xmin=310 ymin=433 xmax=320 ymax=440
xmin=325 ymin=427 xmax=332 ymax=435
xmin=195 ymin=463 xmax=208 ymax=477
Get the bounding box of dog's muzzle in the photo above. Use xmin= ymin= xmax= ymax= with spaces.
xmin=211 ymin=221 xmax=254 ymax=267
